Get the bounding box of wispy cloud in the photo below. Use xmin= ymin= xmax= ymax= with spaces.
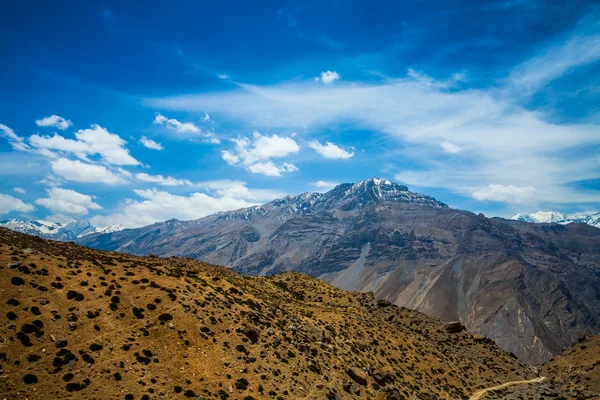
xmin=0 ymin=123 xmax=30 ymax=151
xmin=507 ymin=33 xmax=600 ymax=95
xmin=135 ymin=173 xmax=192 ymax=186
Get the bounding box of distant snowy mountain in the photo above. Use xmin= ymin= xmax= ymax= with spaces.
xmin=0 ymin=218 xmax=125 ymax=240
xmin=511 ymin=211 xmax=600 ymax=228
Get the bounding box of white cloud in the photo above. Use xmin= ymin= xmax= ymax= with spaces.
xmin=50 ymin=158 xmax=127 ymax=185
xmin=308 ymin=140 xmax=354 ymax=159
xmin=221 ymin=132 xmax=300 ymax=176
xmin=440 ymin=141 xmax=463 ymax=154
xmin=203 ymin=113 xmax=210 ymax=122
xmin=35 ymin=187 xmax=102 ymax=216
xmin=91 ymin=180 xmax=287 ymax=228
xmin=154 ymin=113 xmax=200 ymax=134
xmin=30 ymin=124 xmax=139 ymax=166
xmin=313 ymin=180 xmax=339 ymax=190
xmin=407 ymin=68 xmax=466 ymax=89
xmin=472 ymin=184 xmax=537 ymax=203
xmin=35 ymin=115 xmax=73 ymax=130
xmin=508 ymin=33 xmax=600 ymax=95
xmin=13 ymin=187 xmax=26 ymax=194
xmin=147 ymin=16 xmax=600 ymax=205
xmin=135 ymin=173 xmax=192 ymax=186
xmin=90 ymin=188 xmax=253 ymax=228
xmin=139 ymin=136 xmax=163 ymax=150
xmin=316 ymin=70 xmax=340 ymax=84
xmin=0 ymin=193 xmax=35 ymax=214
xmin=199 ymin=179 xmax=285 ymax=201
xmin=0 ymin=123 xmax=31 ymax=151
xmin=204 ymin=132 xmax=220 ymax=144
xmin=247 ymin=161 xmax=298 ymax=177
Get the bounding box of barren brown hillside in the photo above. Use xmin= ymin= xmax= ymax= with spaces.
xmin=0 ymin=228 xmax=596 ymax=399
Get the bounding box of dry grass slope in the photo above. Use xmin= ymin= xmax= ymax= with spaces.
xmin=0 ymin=227 xmax=592 ymax=399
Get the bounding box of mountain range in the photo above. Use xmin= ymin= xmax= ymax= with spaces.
xmin=512 ymin=211 xmax=600 ymax=228
xmin=77 ymin=178 xmax=600 ymax=365
xmin=0 ymin=218 xmax=124 ymax=241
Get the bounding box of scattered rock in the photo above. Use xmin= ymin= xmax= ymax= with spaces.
xmin=346 ymin=366 xmax=368 ymax=386
xmin=377 ymin=299 xmax=392 ymax=307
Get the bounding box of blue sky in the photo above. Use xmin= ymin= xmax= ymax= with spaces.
xmin=1 ymin=0 xmax=599 ymax=227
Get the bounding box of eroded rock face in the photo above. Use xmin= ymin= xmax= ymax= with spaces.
xmin=78 ymin=178 xmax=600 ymax=364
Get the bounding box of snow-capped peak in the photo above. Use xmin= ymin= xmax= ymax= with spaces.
xmin=96 ymin=224 xmax=125 ymax=234
xmin=0 ymin=218 xmax=125 ymax=240
xmin=511 ymin=211 xmax=600 ymax=228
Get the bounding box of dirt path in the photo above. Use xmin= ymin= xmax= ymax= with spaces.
xmin=469 ymin=377 xmax=547 ymax=400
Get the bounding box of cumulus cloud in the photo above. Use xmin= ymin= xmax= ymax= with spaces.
xmin=221 ymin=132 xmax=300 ymax=176
xmin=440 ymin=141 xmax=463 ymax=154
xmin=247 ymin=161 xmax=298 ymax=176
xmin=35 ymin=115 xmax=73 ymax=130
xmin=316 ymin=70 xmax=340 ymax=84
xmin=0 ymin=193 xmax=35 ymax=214
xmin=50 ymin=158 xmax=127 ymax=185
xmin=90 ymin=180 xmax=286 ymax=228
xmin=13 ymin=187 xmax=26 ymax=194
xmin=313 ymin=180 xmax=339 ymax=190
xmin=30 ymin=124 xmax=139 ymax=165
xmin=135 ymin=173 xmax=192 ymax=186
xmin=139 ymin=136 xmax=163 ymax=150
xmin=308 ymin=140 xmax=354 ymax=159
xmin=199 ymin=179 xmax=285 ymax=201
xmin=472 ymin=184 xmax=537 ymax=203
xmin=35 ymin=187 xmax=102 ymax=216
xmin=154 ymin=113 xmax=200 ymax=134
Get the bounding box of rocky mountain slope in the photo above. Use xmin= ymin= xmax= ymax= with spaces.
xmin=483 ymin=334 xmax=600 ymax=399
xmin=542 ymin=333 xmax=600 ymax=397
xmin=512 ymin=211 xmax=600 ymax=228
xmin=0 ymin=219 xmax=124 ymax=241
xmin=78 ymin=178 xmax=600 ymax=365
xmin=0 ymin=228 xmax=548 ymax=399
